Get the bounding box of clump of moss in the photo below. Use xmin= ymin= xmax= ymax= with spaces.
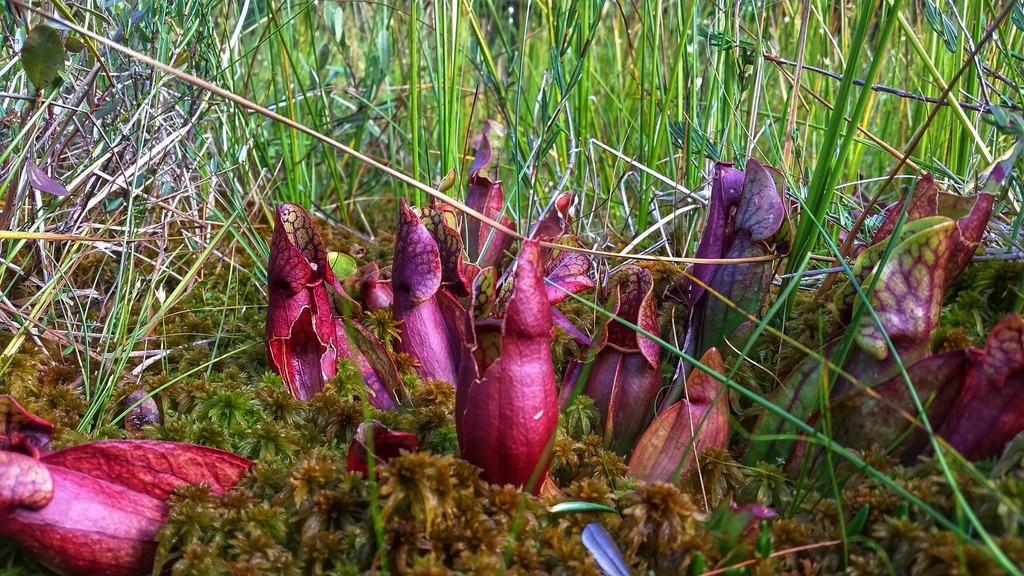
xmin=942 ymin=260 xmax=1024 ymax=341
xmin=559 ymin=393 xmax=601 ymax=441
xmin=619 ymin=482 xmax=703 ymax=573
xmin=681 ymin=446 xmax=745 ymax=509
xmin=362 ymin=308 xmax=403 ymax=351
xmin=0 ymin=342 xmax=89 ymax=439
xmin=408 ymin=378 xmax=456 ymax=450
xmin=933 ymin=326 xmax=975 ymax=352
xmin=550 ymin=323 xmax=583 ymax=367
xmin=549 ymin=431 xmax=628 ymax=488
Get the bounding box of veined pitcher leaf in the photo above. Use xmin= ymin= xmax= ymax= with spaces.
xmin=854 ymin=218 xmax=955 ymax=360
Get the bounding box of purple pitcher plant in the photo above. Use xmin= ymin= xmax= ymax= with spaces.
xmin=266 ymin=203 xmax=407 ymax=409
xmin=264 ymin=134 xmax=1021 ymax=498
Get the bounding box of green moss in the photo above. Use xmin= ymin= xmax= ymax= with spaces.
xmin=559 ymin=393 xmax=601 ymax=441
xmin=362 ymin=309 xmax=402 ymax=352
xmin=942 ymin=260 xmax=1024 ymax=341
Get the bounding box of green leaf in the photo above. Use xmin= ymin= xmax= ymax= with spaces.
xmin=846 ymin=504 xmax=870 ymax=538
xmin=327 ymin=251 xmax=357 ymax=280
xmin=22 ymin=25 xmax=65 ymax=91
xmin=940 ymin=12 xmax=959 ymax=53
xmin=923 ymin=1 xmax=943 ymax=36
xmin=437 ymin=167 xmax=456 ymax=193
xmin=756 ymin=521 xmax=772 ymax=557
xmin=547 ymin=501 xmax=619 ymax=515
xmin=64 ymin=36 xmax=85 ymax=54
xmin=923 ymin=0 xmax=958 ymax=53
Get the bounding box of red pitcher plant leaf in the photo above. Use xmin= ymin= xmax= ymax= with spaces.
xmin=456 ymin=240 xmax=558 ymax=494
xmin=465 ymin=121 xmax=515 ymax=269
xmin=665 ymin=163 xmax=745 ymax=307
xmin=490 ymin=245 xmax=594 ymax=320
xmin=936 ymin=187 xmax=994 ymax=287
xmin=577 ymin=265 xmax=661 ymax=456
xmin=806 ymin=313 xmax=1024 ymax=467
xmin=828 ymin=350 xmax=970 ymax=463
xmin=416 ymin=204 xmax=472 ymax=297
xmin=1 ymin=402 xmax=253 ymax=576
xmin=267 ymin=203 xmax=358 ymax=400
xmin=543 ymin=249 xmax=595 ymax=307
xmin=686 ymin=159 xmax=785 ymax=359
xmin=743 ymin=340 xmax=917 ymax=467
xmin=267 ymin=204 xmax=407 ymax=407
xmin=27 ymin=160 xmax=70 ymax=197
xmin=980 ymin=134 xmax=1024 ymax=193
xmin=872 ymin=176 xmax=941 ymax=242
xmin=3 ymin=459 xmax=168 ymax=576
xmin=0 ymin=395 xmax=54 ymax=458
xmin=941 ymin=313 xmax=1024 ymax=460
xmin=748 ymin=214 xmax=966 ymax=466
xmin=40 ymin=440 xmax=253 ymax=499
xmin=358 ymin=262 xmax=393 ymax=312
xmin=870 ymin=175 xmax=993 ymax=288
xmin=392 ymin=200 xmax=466 ymax=386
xmin=347 ymin=420 xmax=419 ymax=477
xmin=628 ymin=348 xmax=729 ymax=483
xmin=467 ymin=119 xmax=504 ymax=178
xmin=552 ymin=307 xmax=592 ymax=347
xmin=465 ymin=174 xmax=516 ymax=270
xmin=531 ymin=193 xmax=575 ymax=244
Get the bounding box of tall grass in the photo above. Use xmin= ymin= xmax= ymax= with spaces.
xmin=1 ymin=0 xmax=1023 ymax=571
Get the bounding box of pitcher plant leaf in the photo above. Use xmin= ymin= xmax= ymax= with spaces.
xmin=456 ymin=241 xmax=558 ymax=493
xmin=628 ymin=348 xmax=729 ymax=483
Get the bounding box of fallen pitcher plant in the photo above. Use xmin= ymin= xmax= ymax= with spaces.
xmin=0 ymin=395 xmax=253 ymax=576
